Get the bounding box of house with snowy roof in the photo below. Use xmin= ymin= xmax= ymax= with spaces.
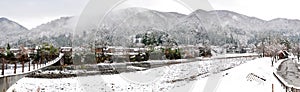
xmin=277 ymin=50 xmax=289 ymax=59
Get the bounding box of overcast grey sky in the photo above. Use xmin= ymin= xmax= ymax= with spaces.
xmin=1 ymin=0 xmax=300 ymax=29
xmin=0 ymin=0 xmax=89 ymax=29
xmin=114 ymin=0 xmax=193 ymax=14
xmin=209 ymin=0 xmax=300 ymax=21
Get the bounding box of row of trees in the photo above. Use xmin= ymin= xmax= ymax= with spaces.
xmin=255 ymin=36 xmax=300 ymax=60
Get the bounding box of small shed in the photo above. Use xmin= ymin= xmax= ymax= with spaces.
xmin=60 ymin=47 xmax=72 ymax=53
xmin=277 ymin=50 xmax=289 ymax=59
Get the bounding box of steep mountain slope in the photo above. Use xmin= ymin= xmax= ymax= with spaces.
xmin=172 ymin=9 xmax=266 ymax=45
xmin=0 ymin=17 xmax=28 ymax=46
xmin=29 ymin=17 xmax=75 ymax=39
xmin=26 ymin=17 xmax=76 ymax=47
xmin=100 ymin=8 xmax=300 ymax=47
xmin=173 ymin=9 xmax=300 ymax=46
xmin=3 ymin=7 xmax=300 ymax=47
xmin=99 ymin=7 xmax=186 ymax=46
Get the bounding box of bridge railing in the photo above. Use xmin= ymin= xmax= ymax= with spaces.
xmin=0 ymin=53 xmax=64 ymax=77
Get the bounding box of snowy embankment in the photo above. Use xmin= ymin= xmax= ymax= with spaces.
xmin=199 ymin=53 xmax=259 ymax=60
xmin=8 ymin=56 xmax=256 ymax=92
xmin=273 ymin=58 xmax=300 ymax=90
xmin=0 ymin=53 xmax=64 ymax=78
xmin=96 ymin=53 xmax=259 ymax=71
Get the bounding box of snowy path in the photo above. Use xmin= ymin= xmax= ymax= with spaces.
xmin=0 ymin=53 xmax=64 ymax=78
xmin=183 ymin=57 xmax=288 ymax=92
xmin=189 ymin=57 xmax=275 ymax=92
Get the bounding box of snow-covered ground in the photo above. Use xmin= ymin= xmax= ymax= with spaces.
xmin=8 ymin=53 xmax=289 ymax=92
xmin=8 ymin=55 xmax=272 ymax=92
xmin=190 ymin=57 xmax=278 ymax=92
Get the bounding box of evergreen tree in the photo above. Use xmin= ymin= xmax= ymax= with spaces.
xmin=6 ymin=43 xmax=10 ymax=51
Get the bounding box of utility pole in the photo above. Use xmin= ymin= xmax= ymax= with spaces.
xmin=297 ymin=38 xmax=300 ymax=62
xmin=262 ymin=38 xmax=265 ymax=57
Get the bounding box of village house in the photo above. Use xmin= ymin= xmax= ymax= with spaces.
xmin=277 ymin=50 xmax=289 ymax=59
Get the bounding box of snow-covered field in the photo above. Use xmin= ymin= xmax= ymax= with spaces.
xmin=8 ymin=56 xmax=274 ymax=92
xmin=190 ymin=57 xmax=277 ymax=92
xmin=7 ymin=53 xmax=289 ymax=92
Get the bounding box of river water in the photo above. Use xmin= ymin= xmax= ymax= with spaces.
xmin=0 ymin=74 xmax=26 ymax=92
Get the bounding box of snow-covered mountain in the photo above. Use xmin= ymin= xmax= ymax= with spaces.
xmin=0 ymin=17 xmax=76 ymax=47
xmin=172 ymin=9 xmax=267 ymax=46
xmin=100 ymin=8 xmax=300 ymax=46
xmin=173 ymin=9 xmax=300 ymax=46
xmin=2 ymin=7 xmax=300 ymax=47
xmin=0 ymin=17 xmax=29 ymax=46
xmin=26 ymin=17 xmax=75 ymax=47
xmin=99 ymin=7 xmax=186 ymax=46
xmin=29 ymin=17 xmax=75 ymax=39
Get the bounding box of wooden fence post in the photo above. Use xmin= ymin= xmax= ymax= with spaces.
xmin=14 ymin=62 xmax=16 ymax=74
xmin=2 ymin=58 xmax=4 ymax=75
xmin=22 ymin=59 xmax=24 ymax=73
xmin=272 ymin=84 xmax=274 ymax=92
xmin=28 ymin=59 xmax=30 ymax=71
